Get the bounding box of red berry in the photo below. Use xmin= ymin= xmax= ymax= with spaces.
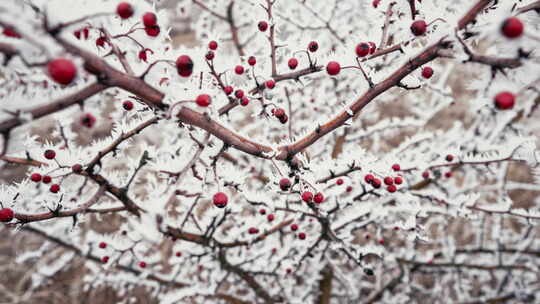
xmin=142 ymin=12 xmax=157 ymax=27
xmin=175 ymin=252 xmax=182 ymax=257
xmin=279 ymin=178 xmax=291 ymax=191
xmin=3 ymin=28 xmax=21 ymax=38
xmin=196 ymin=94 xmax=212 ymax=107
xmin=258 ymin=21 xmax=268 ymax=32
xmin=31 ymin=173 xmax=42 ymax=182
xmin=501 ymin=17 xmax=523 ymax=39
xmin=138 ymin=50 xmax=148 ymax=62
xmin=96 ymin=36 xmax=107 ymax=48
xmin=234 ymin=89 xmax=244 ymax=99
xmin=291 ymin=224 xmax=298 ymax=231
xmin=265 ymin=79 xmax=275 ymax=89
xmin=267 ymin=214 xmax=275 ymax=222
xmin=101 ymin=256 xmax=109 ymax=263
xmin=372 ymin=0 xmax=381 ymax=8
xmin=259 ymin=209 xmax=266 ymax=215
xmin=74 ymin=30 xmax=81 ymax=39
xmin=288 ymin=58 xmax=298 ymax=70
xmin=213 ymin=192 xmax=228 ymax=208
xmin=274 ymin=108 xmax=286 ymax=118
xmin=298 ymin=232 xmax=306 ymax=240
xmin=248 ymin=227 xmax=259 ymax=234
xmin=368 ymin=41 xmax=377 ymax=54
xmin=445 ymin=171 xmax=452 ymax=178
xmin=80 ymin=113 xmax=96 ymax=128
xmin=494 ymin=91 xmax=515 ymax=110
xmin=0 ymin=208 xmax=14 ymax=222
xmin=392 ymin=164 xmax=400 ymax=171
xmin=176 ymin=55 xmax=193 ymax=77
xmin=44 ymin=149 xmax=56 ymax=160
xmin=279 ymin=115 xmax=288 ymax=124
xmin=72 ymin=164 xmax=83 ymax=173
xmin=248 ymin=56 xmax=256 ymax=66
xmin=301 ymin=191 xmax=313 ymax=203
xmin=326 ymin=61 xmax=341 ymax=76
xmin=422 ymin=66 xmax=434 ymax=79
xmin=240 ymin=96 xmax=250 ymax=106
xmin=378 ymin=239 xmax=385 ymax=245
xmin=205 ymin=51 xmax=215 ymax=61
xmin=123 ymin=100 xmax=134 ymax=111
xmin=308 ymin=41 xmax=319 ymax=52
xmin=138 ymin=261 xmax=147 ymax=268
xmin=336 ymin=178 xmax=344 ymax=185
xmin=208 ymin=40 xmax=218 ymax=50
xmin=384 ymin=177 xmax=394 ymax=185
xmin=50 ymin=184 xmax=60 ymax=193
xmin=48 ymin=58 xmax=77 ymax=85
xmin=387 ymin=185 xmax=397 ymax=192
xmin=144 ymin=25 xmax=160 ymax=37
xmin=314 ymin=192 xmax=324 ymax=204
xmin=355 ymin=42 xmax=370 ymax=57
xmin=234 ymin=65 xmax=244 ymax=75
xmin=394 ymin=176 xmax=403 ymax=185
xmin=42 ymin=175 xmax=52 ymax=184
xmin=365 ymin=234 xmax=371 ymax=239
xmin=445 ymin=154 xmax=454 ymax=162
xmin=83 ymin=28 xmax=89 ymax=39
xmin=372 ymin=178 xmax=382 ymax=188
xmin=224 ymin=86 xmax=234 ymax=95
xmin=117 ymin=2 xmax=134 ymax=19
xmin=99 ymin=242 xmax=107 ymax=249
xmin=364 ymin=174 xmax=374 ymax=183
xmin=411 ymin=20 xmax=427 ymax=36
xmin=422 ymin=171 xmax=430 ymax=179
xmin=346 ymin=186 xmax=353 ymax=192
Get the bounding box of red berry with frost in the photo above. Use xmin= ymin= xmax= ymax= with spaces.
xmin=326 ymin=61 xmax=341 ymax=75
xmin=240 ymin=96 xmax=250 ymax=106
xmin=248 ymin=56 xmax=256 ymax=66
xmin=291 ymin=224 xmax=298 ymax=231
xmin=48 ymin=58 xmax=77 ymax=85
xmin=372 ymin=0 xmax=381 ymax=8
xmin=0 ymin=208 xmax=14 ymax=222
xmin=175 ymin=252 xmax=182 ymax=257
xmin=258 ymin=21 xmax=268 ymax=32
xmin=208 ymin=40 xmax=218 ymax=50
xmin=288 ymin=58 xmax=298 ymax=70
xmin=72 ymin=164 xmax=83 ymax=173
xmin=248 ymin=227 xmax=259 ymax=234
xmin=267 ymin=214 xmax=275 ymax=222
xmin=394 ymin=176 xmax=403 ymax=185
xmin=445 ymin=154 xmax=454 ymax=162
xmin=384 ymin=177 xmax=394 ymax=185
xmin=44 ymin=149 xmax=56 ymax=160
xmin=422 ymin=66 xmax=433 ymax=79
xmin=99 ymin=242 xmax=107 ymax=249
xmin=80 ymin=113 xmax=96 ymax=128
xmin=139 ymin=261 xmax=147 ymax=268
xmin=392 ymin=164 xmax=400 ymax=171
xmin=346 ymin=186 xmax=353 ymax=192
xmin=355 ymin=42 xmax=370 ymax=57
xmin=308 ymin=41 xmax=318 ymax=52
xmin=117 ymin=2 xmax=134 ymax=19
xmin=314 ymin=192 xmax=324 ymax=204
xmin=196 ymin=94 xmax=212 ymax=107
xmin=265 ymin=79 xmax=275 ymax=89
xmin=501 ymin=17 xmax=523 ymax=39
xmin=298 ymin=232 xmax=306 ymax=240
xmin=123 ymin=100 xmax=134 ymax=111
xmin=364 ymin=174 xmax=374 ymax=183
xmin=96 ymin=36 xmax=107 ymax=48
xmin=234 ymin=65 xmax=244 ymax=75
xmin=411 ymin=20 xmax=427 ymax=36
xmin=142 ymin=12 xmax=157 ymax=27
xmin=259 ymin=209 xmax=266 ymax=215
xmin=279 ymin=178 xmax=291 ymax=191
xmin=301 ymin=191 xmax=313 ymax=203
xmin=445 ymin=171 xmax=452 ymax=178
xmin=368 ymin=41 xmax=377 ymax=54
xmin=279 ymin=115 xmax=288 ymax=124
xmin=336 ymin=178 xmax=344 ymax=185
xmin=274 ymin=108 xmax=285 ymax=118
xmin=494 ymin=91 xmax=515 ymax=110
xmin=176 ymin=55 xmax=193 ymax=77
xmin=213 ymin=192 xmax=228 ymax=208
xmin=234 ymin=89 xmax=244 ymax=99
xmin=378 ymin=239 xmax=385 ymax=245
xmin=31 ymin=173 xmax=42 ymax=182
xmin=387 ymin=185 xmax=397 ymax=192
xmin=372 ymin=178 xmax=382 ymax=188
xmin=101 ymin=256 xmax=109 ymax=263
xmin=3 ymin=28 xmax=21 ymax=38
xmin=224 ymin=86 xmax=234 ymax=95
xmin=50 ymin=184 xmax=60 ymax=193
xmin=144 ymin=25 xmax=160 ymax=37
xmin=42 ymin=175 xmax=52 ymax=184
xmin=205 ymin=51 xmax=215 ymax=61
xmin=422 ymin=171 xmax=430 ymax=179
xmin=138 ymin=50 xmax=148 ymax=62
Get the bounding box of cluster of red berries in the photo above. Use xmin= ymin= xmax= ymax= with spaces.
xmin=73 ymin=27 xmax=90 ymax=40
xmin=355 ymin=42 xmax=376 ymax=57
xmin=205 ymin=40 xmax=218 ymax=60
xmin=364 ymin=171 xmax=403 ymax=193
xmin=142 ymin=12 xmax=160 ymax=37
xmin=272 ymin=108 xmax=288 ymax=124
xmin=301 ymin=191 xmax=324 ymax=204
xmin=230 ymin=88 xmax=249 ymax=106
